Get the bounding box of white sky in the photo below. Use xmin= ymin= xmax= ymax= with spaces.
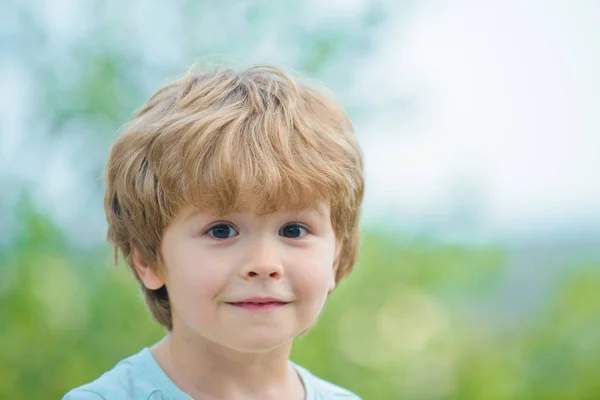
xmin=358 ymin=0 xmax=600 ymax=239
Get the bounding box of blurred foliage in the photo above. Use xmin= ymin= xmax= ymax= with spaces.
xmin=2 ymin=206 xmax=600 ymax=399
xmin=2 ymin=0 xmax=600 ymax=399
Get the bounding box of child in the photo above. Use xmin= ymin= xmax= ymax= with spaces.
xmin=64 ymin=64 xmax=364 ymax=400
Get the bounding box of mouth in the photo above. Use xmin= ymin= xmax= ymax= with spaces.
xmin=226 ymin=297 xmax=291 ymax=312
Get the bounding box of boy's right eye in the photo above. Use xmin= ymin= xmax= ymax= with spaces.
xmin=206 ymin=223 xmax=238 ymax=240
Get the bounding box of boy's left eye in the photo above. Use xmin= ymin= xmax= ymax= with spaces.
xmin=279 ymin=224 xmax=308 ymax=238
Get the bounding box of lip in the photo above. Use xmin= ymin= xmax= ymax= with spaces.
xmin=226 ymin=297 xmax=291 ymax=312
xmin=233 ymin=297 xmax=289 ymax=303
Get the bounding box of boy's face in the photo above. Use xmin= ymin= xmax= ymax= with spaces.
xmin=136 ymin=201 xmax=339 ymax=353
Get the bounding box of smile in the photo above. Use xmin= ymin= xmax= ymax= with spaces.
xmin=226 ymin=301 xmax=290 ymax=312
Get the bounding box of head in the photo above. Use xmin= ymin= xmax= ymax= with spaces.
xmin=104 ymin=65 xmax=363 ymax=350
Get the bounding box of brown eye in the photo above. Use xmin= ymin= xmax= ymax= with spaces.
xmin=279 ymin=224 xmax=308 ymax=238
xmin=207 ymin=224 xmax=238 ymax=239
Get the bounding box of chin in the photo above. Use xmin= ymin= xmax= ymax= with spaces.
xmin=225 ymin=330 xmax=297 ymax=354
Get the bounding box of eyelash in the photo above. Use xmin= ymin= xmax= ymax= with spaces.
xmin=205 ymin=223 xmax=238 ymax=240
xmin=279 ymin=223 xmax=310 ymax=239
xmin=204 ymin=222 xmax=311 ymax=240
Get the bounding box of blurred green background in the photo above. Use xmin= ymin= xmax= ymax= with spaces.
xmin=2 ymin=1 xmax=600 ymax=399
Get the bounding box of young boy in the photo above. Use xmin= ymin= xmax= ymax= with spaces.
xmin=64 ymin=64 xmax=364 ymax=400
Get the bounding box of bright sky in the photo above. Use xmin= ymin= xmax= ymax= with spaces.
xmin=358 ymin=0 xmax=600 ymax=240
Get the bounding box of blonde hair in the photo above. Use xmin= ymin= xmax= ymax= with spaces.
xmin=104 ymin=65 xmax=364 ymax=330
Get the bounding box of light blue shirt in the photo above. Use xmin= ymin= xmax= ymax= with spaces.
xmin=63 ymin=348 xmax=361 ymax=400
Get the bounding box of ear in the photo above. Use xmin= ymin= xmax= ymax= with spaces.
xmin=131 ymin=246 xmax=165 ymax=290
xmin=328 ymin=245 xmax=342 ymax=293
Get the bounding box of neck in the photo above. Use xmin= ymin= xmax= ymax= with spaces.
xmin=151 ymin=330 xmax=304 ymax=400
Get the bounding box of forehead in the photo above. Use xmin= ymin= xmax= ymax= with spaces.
xmin=178 ymin=199 xmax=330 ymax=222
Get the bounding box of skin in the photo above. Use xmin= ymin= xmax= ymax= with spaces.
xmin=132 ymin=201 xmax=340 ymax=400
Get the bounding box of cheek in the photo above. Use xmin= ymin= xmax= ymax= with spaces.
xmin=163 ymin=244 xmax=231 ymax=309
xmin=289 ymin=244 xmax=335 ymax=295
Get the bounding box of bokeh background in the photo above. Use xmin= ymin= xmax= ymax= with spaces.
xmin=2 ymin=1 xmax=600 ymax=399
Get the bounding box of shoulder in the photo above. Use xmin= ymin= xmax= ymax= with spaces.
xmin=62 ymin=388 xmax=106 ymax=400
xmin=292 ymin=362 xmax=362 ymax=399
xmin=62 ymin=348 xmax=173 ymax=400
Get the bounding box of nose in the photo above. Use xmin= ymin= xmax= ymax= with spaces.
xmin=239 ymin=238 xmax=284 ymax=280
xmin=241 ymin=265 xmax=283 ymax=279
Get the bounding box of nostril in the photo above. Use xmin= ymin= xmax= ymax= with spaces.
xmin=245 ymin=270 xmax=281 ymax=278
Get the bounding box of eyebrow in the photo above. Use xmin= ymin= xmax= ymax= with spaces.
xmin=180 ymin=208 xmax=208 ymax=223
xmin=304 ymin=203 xmax=329 ymax=217
xmin=299 ymin=207 xmax=326 ymax=217
xmin=291 ymin=206 xmax=330 ymax=223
